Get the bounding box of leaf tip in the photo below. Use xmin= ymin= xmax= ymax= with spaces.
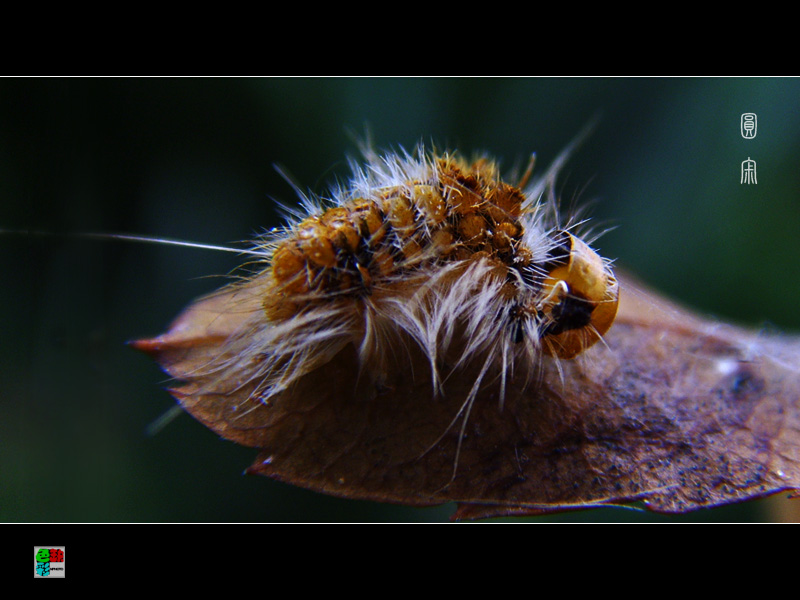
xmin=128 ymin=337 xmax=164 ymax=356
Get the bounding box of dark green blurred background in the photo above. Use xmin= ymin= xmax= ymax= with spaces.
xmin=2 ymin=78 xmax=799 ymax=522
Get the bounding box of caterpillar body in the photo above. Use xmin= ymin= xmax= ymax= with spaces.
xmin=156 ymin=145 xmax=619 ymax=431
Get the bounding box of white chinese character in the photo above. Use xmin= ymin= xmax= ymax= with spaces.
xmin=741 ymin=113 xmax=757 ymax=139
xmin=741 ymin=158 xmax=757 ymax=184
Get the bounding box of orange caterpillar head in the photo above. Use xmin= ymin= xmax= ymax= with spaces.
xmin=536 ymin=231 xmax=619 ymax=359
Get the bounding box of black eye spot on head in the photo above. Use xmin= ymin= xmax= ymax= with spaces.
xmin=541 ymin=290 xmax=594 ymax=336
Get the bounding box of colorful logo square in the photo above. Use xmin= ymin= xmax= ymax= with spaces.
xmin=34 ymin=546 xmax=65 ymax=578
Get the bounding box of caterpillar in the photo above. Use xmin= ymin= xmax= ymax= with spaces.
xmin=138 ymin=142 xmax=620 ymax=460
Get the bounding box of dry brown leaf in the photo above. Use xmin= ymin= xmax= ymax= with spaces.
xmin=132 ymin=272 xmax=800 ymax=520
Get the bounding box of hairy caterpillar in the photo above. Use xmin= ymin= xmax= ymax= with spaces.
xmin=134 ymin=141 xmax=619 ymax=479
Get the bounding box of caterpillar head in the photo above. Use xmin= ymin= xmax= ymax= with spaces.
xmin=537 ymin=231 xmax=619 ymax=359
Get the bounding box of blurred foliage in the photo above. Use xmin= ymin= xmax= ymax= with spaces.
xmin=1 ymin=77 xmax=798 ymax=522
